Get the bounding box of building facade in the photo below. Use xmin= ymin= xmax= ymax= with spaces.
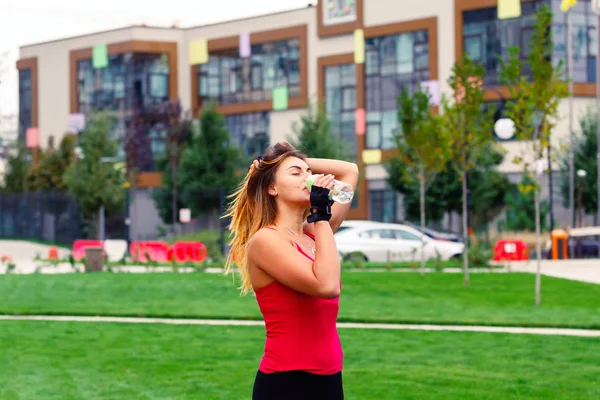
xmin=16 ymin=0 xmax=599 ymax=239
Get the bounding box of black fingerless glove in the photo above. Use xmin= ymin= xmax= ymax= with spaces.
xmin=307 ymin=186 xmax=334 ymax=223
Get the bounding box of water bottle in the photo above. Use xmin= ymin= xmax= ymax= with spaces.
xmin=305 ymin=174 xmax=354 ymax=204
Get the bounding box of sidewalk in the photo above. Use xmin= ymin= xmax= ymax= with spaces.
xmin=1 ymin=315 xmax=599 ymax=338
xmin=500 ymin=259 xmax=600 ymax=284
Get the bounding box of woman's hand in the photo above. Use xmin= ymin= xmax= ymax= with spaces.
xmin=307 ymin=174 xmax=335 ymax=223
xmin=248 ymin=156 xmax=263 ymax=172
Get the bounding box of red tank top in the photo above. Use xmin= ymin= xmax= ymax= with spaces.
xmin=254 ymin=232 xmax=343 ymax=375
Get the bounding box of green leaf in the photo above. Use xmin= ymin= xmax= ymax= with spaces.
xmin=287 ymin=101 xmax=354 ymax=162
xmin=63 ymin=112 xmax=126 ymax=221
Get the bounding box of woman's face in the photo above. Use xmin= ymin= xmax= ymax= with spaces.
xmin=269 ymin=156 xmax=312 ymax=205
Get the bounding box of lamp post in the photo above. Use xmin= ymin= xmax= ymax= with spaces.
xmin=576 ymin=168 xmax=587 ymax=258
xmin=75 ymin=147 xmax=117 ymax=241
xmin=577 ymin=169 xmax=587 ymax=228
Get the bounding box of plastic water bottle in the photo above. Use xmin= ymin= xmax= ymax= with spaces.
xmin=305 ymin=174 xmax=354 ymax=204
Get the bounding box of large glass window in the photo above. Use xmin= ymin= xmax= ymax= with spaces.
xmin=463 ymin=1 xmax=545 ymax=85
xmin=369 ymin=189 xmax=398 ymax=222
xmin=463 ymin=0 xmax=598 ymax=85
xmin=324 ymin=64 xmax=357 ymax=156
xmin=198 ymin=38 xmax=301 ymax=107
xmin=551 ymin=0 xmax=598 ymax=83
xmin=18 ymin=69 xmax=32 ymax=141
xmin=365 ymin=30 xmax=430 ymax=150
xmin=77 ymin=53 xmax=170 ymax=114
xmin=76 ymin=52 xmax=170 ymax=171
xmin=225 ymin=112 xmax=270 ymax=159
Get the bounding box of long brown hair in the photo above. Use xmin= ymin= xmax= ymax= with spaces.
xmin=223 ymin=142 xmax=307 ymax=294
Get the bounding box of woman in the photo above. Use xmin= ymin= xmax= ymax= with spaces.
xmin=224 ymin=142 xmax=359 ymax=400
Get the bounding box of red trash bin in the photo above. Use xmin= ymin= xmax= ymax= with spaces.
xmin=493 ymin=240 xmax=529 ymax=261
xmin=129 ymin=241 xmax=170 ymax=262
xmin=168 ymin=242 xmax=208 ymax=263
xmin=72 ymin=240 xmax=103 ymax=261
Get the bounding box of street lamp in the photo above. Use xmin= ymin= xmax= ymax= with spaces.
xmin=577 ymin=169 xmax=587 ymax=229
xmin=494 ymin=118 xmax=516 ymax=140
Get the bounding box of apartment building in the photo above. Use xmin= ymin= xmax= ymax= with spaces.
xmin=16 ymin=0 xmax=599 ymax=239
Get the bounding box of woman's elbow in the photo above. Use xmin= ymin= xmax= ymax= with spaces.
xmin=348 ymin=163 xmax=359 ymax=176
xmin=319 ymin=285 xmax=341 ymax=299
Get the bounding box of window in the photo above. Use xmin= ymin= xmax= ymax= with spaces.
xmin=18 ymin=69 xmax=32 ymax=141
xmin=392 ymin=229 xmax=421 ymax=241
xmin=365 ymin=30 xmax=430 ymax=149
xmin=77 ymin=52 xmax=170 ymax=114
xmin=552 ymin=0 xmax=598 ymax=83
xmin=322 ymin=0 xmax=357 ymax=26
xmin=359 ymin=229 xmax=395 ymax=239
xmin=225 ymin=112 xmax=270 ymax=159
xmin=198 ymin=38 xmax=301 ymax=107
xmin=77 ymin=55 xmax=127 ymax=114
xmin=369 ymin=190 xmax=398 ymax=222
xmin=324 ymin=64 xmax=357 ymax=157
xmin=76 ymin=51 xmax=171 ymax=171
xmin=462 ymin=2 xmax=545 ymax=85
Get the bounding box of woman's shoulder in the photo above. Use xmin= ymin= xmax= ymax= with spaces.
xmin=247 ymin=228 xmax=296 ymax=263
xmin=249 ymin=227 xmax=288 ymax=249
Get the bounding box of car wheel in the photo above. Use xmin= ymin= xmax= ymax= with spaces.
xmin=342 ymin=252 xmax=368 ymax=263
xmin=451 ymin=254 xmax=462 ymax=261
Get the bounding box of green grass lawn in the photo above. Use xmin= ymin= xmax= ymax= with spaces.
xmin=1 ymin=272 xmax=599 ymax=328
xmin=0 ymin=320 xmax=598 ymax=400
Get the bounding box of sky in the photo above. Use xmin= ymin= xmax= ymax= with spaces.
xmin=0 ymin=0 xmax=311 ymax=135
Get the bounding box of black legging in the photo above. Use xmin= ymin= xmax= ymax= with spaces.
xmin=252 ymin=370 xmax=344 ymax=400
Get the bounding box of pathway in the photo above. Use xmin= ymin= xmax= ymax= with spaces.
xmin=1 ymin=315 xmax=599 ymax=338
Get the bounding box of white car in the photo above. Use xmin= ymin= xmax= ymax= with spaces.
xmin=334 ymin=221 xmax=464 ymax=262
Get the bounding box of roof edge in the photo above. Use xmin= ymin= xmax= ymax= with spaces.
xmin=19 ymin=4 xmax=315 ymax=50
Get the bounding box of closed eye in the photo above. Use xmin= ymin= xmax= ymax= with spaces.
xmin=287 ymin=165 xmax=312 ymax=174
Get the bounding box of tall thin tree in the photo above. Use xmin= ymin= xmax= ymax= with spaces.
xmin=389 ymin=85 xmax=448 ymax=275
xmin=441 ymin=55 xmax=495 ymax=287
xmin=500 ymin=4 xmax=567 ymax=306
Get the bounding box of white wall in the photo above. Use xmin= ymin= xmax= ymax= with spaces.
xmin=270 ymin=108 xmax=306 ymax=144
xmin=129 ymin=188 xmax=164 ymax=240
xmin=498 ymin=97 xmax=596 ymax=174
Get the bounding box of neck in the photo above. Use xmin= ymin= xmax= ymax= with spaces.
xmin=274 ymin=203 xmax=306 ymax=235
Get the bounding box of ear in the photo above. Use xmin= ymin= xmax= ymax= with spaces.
xmin=268 ymin=185 xmax=277 ymax=197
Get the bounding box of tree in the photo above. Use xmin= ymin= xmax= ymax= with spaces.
xmin=389 ymin=142 xmax=509 ymax=235
xmin=386 ymin=86 xmax=448 ymax=274
xmin=27 ymin=134 xmax=76 ymax=192
xmin=388 ymin=163 xmax=454 ymax=224
xmin=505 ymin=173 xmax=550 ymax=231
xmin=468 ymin=143 xmax=511 ymax=230
xmin=126 ymin=100 xmax=193 ymax=229
xmin=63 ymin=113 xmax=126 ymax=239
xmin=288 ymin=102 xmax=353 ymax=161
xmin=2 ymin=144 xmax=31 ymax=194
xmin=178 ymin=104 xmax=242 ymax=218
xmin=559 ymin=108 xmax=598 ymax=222
xmin=499 ymin=4 xmax=567 ymax=306
xmin=441 ymin=54 xmax=495 ymax=286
